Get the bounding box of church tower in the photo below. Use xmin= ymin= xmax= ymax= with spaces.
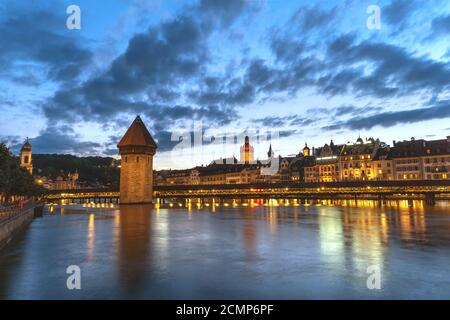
xmin=118 ymin=116 xmax=157 ymax=204
xmin=240 ymin=136 xmax=254 ymax=164
xmin=302 ymin=143 xmax=310 ymax=157
xmin=20 ymin=138 xmax=33 ymax=175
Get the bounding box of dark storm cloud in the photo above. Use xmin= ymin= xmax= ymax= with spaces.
xmin=333 ymin=105 xmax=383 ymax=117
xmin=10 ymin=125 xmax=102 ymax=155
xmin=383 ymin=0 xmax=418 ymax=28
xmin=323 ymin=34 xmax=450 ymax=97
xmin=0 ymin=4 xmax=92 ymax=82
xmin=253 ymin=115 xmax=313 ymax=128
xmin=334 ymin=105 xmax=359 ymax=117
xmin=323 ymin=99 xmax=450 ymax=131
xmin=199 ymin=0 xmax=252 ymax=28
xmin=290 ymin=4 xmax=337 ymax=33
xmin=147 ymin=104 xmax=238 ymax=127
xmin=430 ymin=14 xmax=450 ymax=38
xmin=43 ymin=0 xmax=251 ymax=129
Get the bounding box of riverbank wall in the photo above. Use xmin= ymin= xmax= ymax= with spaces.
xmin=0 ymin=205 xmax=43 ymax=250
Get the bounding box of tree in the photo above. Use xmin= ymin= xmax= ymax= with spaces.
xmin=0 ymin=143 xmax=46 ymax=202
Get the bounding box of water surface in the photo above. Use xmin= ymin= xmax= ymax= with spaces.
xmin=1 ymin=200 xmax=449 ymax=299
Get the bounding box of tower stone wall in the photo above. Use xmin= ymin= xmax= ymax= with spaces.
xmin=119 ymin=153 xmax=154 ymax=204
xmin=118 ymin=116 xmax=157 ymax=205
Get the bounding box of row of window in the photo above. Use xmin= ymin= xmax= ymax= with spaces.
xmin=395 ymin=159 xmax=419 ymax=164
xmin=424 ymin=157 xmax=450 ymax=163
xmin=343 ymin=169 xmax=372 ymax=176
xmin=395 ymin=166 xmax=420 ymax=172
xmin=342 ymin=155 xmax=371 ymax=161
xmin=342 ymin=162 xmax=372 ymax=169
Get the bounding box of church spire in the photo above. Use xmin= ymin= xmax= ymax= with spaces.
xmin=268 ymin=144 xmax=274 ymax=158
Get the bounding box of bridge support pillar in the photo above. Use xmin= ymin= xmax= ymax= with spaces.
xmin=425 ymin=193 xmax=436 ymax=206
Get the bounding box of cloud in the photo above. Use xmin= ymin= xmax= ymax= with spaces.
xmin=323 ymin=34 xmax=450 ymax=98
xmin=4 ymin=0 xmax=450 ymax=159
xmin=0 ymin=3 xmax=92 ymax=82
xmin=42 ymin=0 xmax=252 ymax=129
xmin=253 ymin=114 xmax=314 ymax=127
xmin=430 ymin=14 xmax=450 ymax=38
xmin=383 ymin=0 xmax=418 ymax=29
xmin=290 ymin=4 xmax=337 ymax=33
xmin=10 ymin=125 xmax=103 ymax=155
xmin=323 ymin=99 xmax=450 ymax=130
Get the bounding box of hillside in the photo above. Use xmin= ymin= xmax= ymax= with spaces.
xmin=32 ymin=154 xmax=120 ymax=188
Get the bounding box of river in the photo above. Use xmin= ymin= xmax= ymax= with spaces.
xmin=1 ymin=199 xmax=449 ymax=299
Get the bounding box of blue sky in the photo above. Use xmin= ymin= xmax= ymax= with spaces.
xmin=1 ymin=0 xmax=450 ymax=169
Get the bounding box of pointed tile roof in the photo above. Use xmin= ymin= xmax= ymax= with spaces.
xmin=118 ymin=116 xmax=157 ymax=148
xmin=21 ymin=137 xmax=32 ymax=151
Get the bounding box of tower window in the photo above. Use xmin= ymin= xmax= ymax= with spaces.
xmin=137 ymin=156 xmax=140 ymax=163
xmin=124 ymin=156 xmax=128 ymax=163
xmin=24 ymin=156 xmax=29 ymax=164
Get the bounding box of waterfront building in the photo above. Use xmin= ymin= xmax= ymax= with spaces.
xmin=36 ymin=171 xmax=79 ymax=190
xmin=390 ymin=136 xmax=450 ymax=180
xmin=279 ymin=156 xmax=295 ymax=182
xmin=389 ymin=138 xmax=425 ymax=180
xmin=287 ymin=155 xmax=305 ymax=182
xmin=240 ymin=136 xmax=254 ymax=164
xmin=210 ymin=157 xmax=238 ymax=165
xmin=199 ymin=163 xmax=262 ymax=184
xmin=315 ymin=140 xmax=343 ymax=182
xmin=303 ymin=156 xmax=318 ymax=182
xmin=422 ymin=136 xmax=450 ymax=180
xmin=372 ymin=145 xmax=394 ymax=180
xmin=152 ymin=135 xmax=449 ymax=185
xmin=339 ymin=137 xmax=380 ymax=181
xmin=118 ymin=116 xmax=157 ymax=204
xmin=19 ymin=138 xmax=33 ymax=175
xmin=160 ymin=169 xmax=192 ymax=185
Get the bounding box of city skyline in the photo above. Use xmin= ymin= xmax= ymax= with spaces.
xmin=1 ymin=0 xmax=450 ymax=170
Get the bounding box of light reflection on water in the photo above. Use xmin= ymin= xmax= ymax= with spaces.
xmin=0 ymin=199 xmax=450 ymax=299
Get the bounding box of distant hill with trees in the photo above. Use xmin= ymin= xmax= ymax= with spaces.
xmin=33 ymin=154 xmax=120 ymax=188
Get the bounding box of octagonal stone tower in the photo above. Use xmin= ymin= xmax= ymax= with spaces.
xmin=118 ymin=116 xmax=157 ymax=204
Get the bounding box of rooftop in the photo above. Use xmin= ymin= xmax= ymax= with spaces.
xmin=117 ymin=116 xmax=157 ymax=149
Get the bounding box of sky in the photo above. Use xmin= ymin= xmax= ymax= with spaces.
xmin=1 ymin=0 xmax=450 ymax=170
